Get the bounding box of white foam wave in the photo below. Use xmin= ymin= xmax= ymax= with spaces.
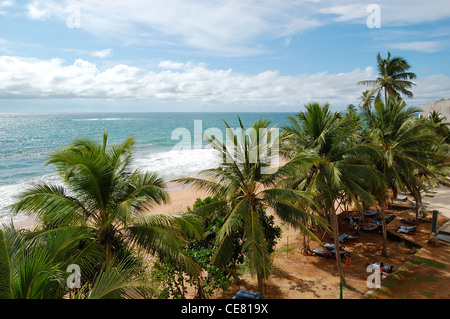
xmin=0 ymin=148 xmax=221 ymax=223
xmin=73 ymin=118 xmax=134 ymax=121
xmin=132 ymin=148 xmax=221 ymax=180
xmin=0 ymin=173 xmax=62 ymax=224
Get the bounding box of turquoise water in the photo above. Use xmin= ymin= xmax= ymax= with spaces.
xmin=0 ymin=112 xmax=293 ymax=222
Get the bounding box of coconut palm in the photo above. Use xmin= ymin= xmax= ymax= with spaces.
xmin=281 ymin=102 xmax=383 ymax=287
xmin=0 ymin=225 xmax=77 ymax=299
xmin=361 ymin=98 xmax=442 ymax=252
xmin=426 ymin=110 xmax=450 ymax=144
xmin=11 ymin=133 xmax=203 ymax=283
xmin=358 ymin=51 xmax=416 ymax=107
xmin=0 ymin=225 xmax=156 ymax=299
xmin=174 ymin=118 xmax=327 ymax=298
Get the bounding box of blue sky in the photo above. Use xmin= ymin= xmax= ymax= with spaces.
xmin=0 ymin=0 xmax=449 ymax=112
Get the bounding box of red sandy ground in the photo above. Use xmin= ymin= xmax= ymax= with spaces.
xmin=224 ymin=207 xmax=450 ymax=299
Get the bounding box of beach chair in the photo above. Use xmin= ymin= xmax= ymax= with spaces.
xmin=324 ymin=243 xmax=342 ymax=251
xmin=330 ymin=249 xmax=350 ymax=258
xmin=362 ymin=223 xmax=379 ymax=232
xmin=392 ymin=195 xmax=408 ymax=201
xmin=312 ymin=249 xmax=331 ymax=258
xmin=371 ymin=262 xmax=395 ymax=273
xmin=232 ymin=289 xmax=260 ymax=299
xmin=364 ymin=211 xmax=378 ymax=217
xmin=396 ymin=225 xmax=416 ymax=234
xmin=338 ymin=234 xmax=357 ymax=243
xmin=345 ymin=215 xmax=359 ymax=222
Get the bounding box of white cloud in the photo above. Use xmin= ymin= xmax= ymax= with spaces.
xmin=90 ymin=49 xmax=113 ymax=59
xmin=158 ymin=60 xmax=186 ymax=70
xmin=19 ymin=1 xmax=450 ymax=56
xmin=26 ymin=0 xmax=51 ymax=20
xmin=388 ymin=41 xmax=445 ymax=53
xmin=1 ymin=0 xmax=14 ymax=7
xmin=0 ymin=0 xmax=14 ymax=14
xmin=319 ymin=0 xmax=450 ymax=26
xmin=21 ymin=0 xmax=324 ymax=56
xmin=0 ymin=55 xmax=448 ymax=109
xmin=319 ymin=4 xmax=368 ymax=22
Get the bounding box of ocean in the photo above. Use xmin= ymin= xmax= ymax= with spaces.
xmin=0 ymin=112 xmax=293 ymax=224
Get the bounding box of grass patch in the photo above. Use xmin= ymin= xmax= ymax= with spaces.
xmin=421 ymin=291 xmax=435 ymax=298
xmin=409 ymin=257 xmax=445 ymax=269
xmin=276 ymin=245 xmax=296 ymax=256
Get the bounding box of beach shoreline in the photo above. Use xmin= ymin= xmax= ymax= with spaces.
xmin=10 ymin=181 xmax=210 ymax=230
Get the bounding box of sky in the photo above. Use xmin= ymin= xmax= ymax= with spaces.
xmin=0 ymin=0 xmax=449 ymax=113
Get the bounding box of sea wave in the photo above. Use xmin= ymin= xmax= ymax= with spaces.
xmin=132 ymin=147 xmax=221 ymax=180
xmin=0 ymin=148 xmax=221 ymax=224
xmin=0 ymin=173 xmax=62 ymax=224
xmin=73 ymin=118 xmax=135 ymax=121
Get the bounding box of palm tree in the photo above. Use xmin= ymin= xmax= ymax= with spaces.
xmin=358 ymin=51 xmax=416 ymax=107
xmin=281 ymin=103 xmax=383 ymax=287
xmin=11 ymin=133 xmax=203 ymax=286
xmin=361 ymin=98 xmax=441 ymax=253
xmin=0 ymin=225 xmax=156 ymax=299
xmin=174 ymin=118 xmax=327 ymax=298
xmin=0 ymin=225 xmax=80 ymax=299
xmin=427 ymin=110 xmax=450 ymax=144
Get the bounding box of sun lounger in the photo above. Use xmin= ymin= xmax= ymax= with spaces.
xmin=392 ymin=195 xmax=408 ymax=201
xmin=232 ymin=289 xmax=260 ymax=299
xmin=324 ymin=243 xmax=342 ymax=251
xmin=362 ymin=223 xmax=379 ymax=231
xmin=338 ymin=234 xmax=357 ymax=243
xmin=398 ymin=225 xmax=416 ymax=230
xmin=397 ymin=228 xmax=414 ymax=234
xmin=396 ymin=225 xmax=416 ymax=234
xmin=330 ymin=249 xmax=350 ymax=258
xmin=365 ymin=211 xmax=378 ymax=217
xmin=345 ymin=216 xmax=359 ymax=222
xmin=312 ymin=249 xmax=331 ymax=258
xmin=371 ymin=262 xmax=395 ymax=273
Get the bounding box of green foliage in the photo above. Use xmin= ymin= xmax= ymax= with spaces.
xmin=151 ymin=242 xmax=233 ymax=299
xmin=151 ymin=196 xmax=281 ymax=299
xmin=8 ymin=133 xmax=202 ymax=298
xmin=358 ymin=51 xmax=417 ymax=106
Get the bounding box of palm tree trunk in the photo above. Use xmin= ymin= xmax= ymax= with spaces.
xmin=413 ymin=189 xmax=421 ymax=226
xmin=379 ymin=199 xmax=388 ymax=257
xmin=257 ymin=272 xmax=265 ymax=299
xmin=384 ymin=87 xmax=388 ymax=106
xmin=330 ymin=206 xmax=346 ymax=287
xmin=415 ymin=194 xmax=419 ymax=225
